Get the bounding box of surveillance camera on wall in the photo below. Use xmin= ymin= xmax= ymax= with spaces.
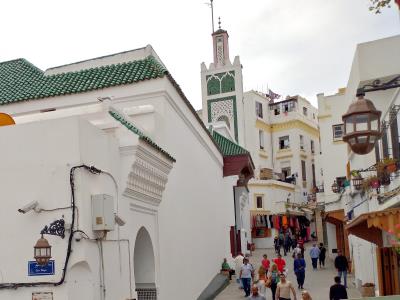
xmin=17 ymin=201 xmax=39 ymax=214
xmin=114 ymin=214 xmax=126 ymax=226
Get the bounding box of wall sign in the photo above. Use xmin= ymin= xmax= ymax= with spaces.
xmin=32 ymin=292 xmax=53 ymax=300
xmin=28 ymin=260 xmax=55 ymax=276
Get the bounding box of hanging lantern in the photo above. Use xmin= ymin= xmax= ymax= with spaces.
xmin=352 ymin=176 xmax=363 ymax=190
xmin=342 ymin=95 xmax=381 ymax=155
xmin=34 ymin=235 xmax=52 ymax=266
xmin=331 ymin=181 xmax=340 ymax=193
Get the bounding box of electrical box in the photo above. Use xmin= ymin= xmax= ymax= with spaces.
xmin=91 ymin=194 xmax=115 ymax=231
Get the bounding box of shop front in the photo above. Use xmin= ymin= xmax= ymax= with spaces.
xmin=346 ymin=208 xmax=400 ymax=296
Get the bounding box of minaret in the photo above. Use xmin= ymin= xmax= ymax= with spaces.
xmin=212 ymin=18 xmax=230 ymax=67
xmin=200 ymin=18 xmax=245 ymax=145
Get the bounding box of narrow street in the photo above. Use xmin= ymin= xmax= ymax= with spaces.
xmin=216 ymin=244 xmax=361 ymax=299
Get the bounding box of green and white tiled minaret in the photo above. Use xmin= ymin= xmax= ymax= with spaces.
xmin=201 ymin=24 xmax=245 ymax=145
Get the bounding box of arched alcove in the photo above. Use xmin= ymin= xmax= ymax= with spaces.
xmin=134 ymin=227 xmax=157 ymax=299
xmin=67 ymin=261 xmax=94 ymax=300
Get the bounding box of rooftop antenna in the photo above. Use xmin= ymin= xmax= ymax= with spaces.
xmin=205 ymin=0 xmax=215 ymax=33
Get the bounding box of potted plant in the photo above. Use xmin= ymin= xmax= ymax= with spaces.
xmin=360 ymin=282 xmax=375 ymax=297
xmin=383 ymin=157 xmax=397 ymax=173
xmin=376 ymin=161 xmax=391 ymax=186
xmin=351 ymin=170 xmax=363 ymax=190
xmin=363 ymin=175 xmax=380 ymax=191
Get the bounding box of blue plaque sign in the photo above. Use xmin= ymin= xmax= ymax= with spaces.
xmin=28 ymin=260 xmax=55 ymax=276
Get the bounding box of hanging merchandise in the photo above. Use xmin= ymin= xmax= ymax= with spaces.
xmin=282 ymin=215 xmax=288 ymax=227
xmin=269 ymin=215 xmax=274 ymax=228
xmin=289 ymin=216 xmax=294 ymax=227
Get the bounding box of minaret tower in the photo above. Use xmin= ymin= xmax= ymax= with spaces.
xmin=201 ymin=18 xmax=245 ymax=145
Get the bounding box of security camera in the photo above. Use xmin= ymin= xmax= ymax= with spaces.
xmin=18 ymin=201 xmax=40 ymax=214
xmin=114 ymin=214 xmax=126 ymax=226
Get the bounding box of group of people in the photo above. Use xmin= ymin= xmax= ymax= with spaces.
xmin=222 ymin=242 xmax=349 ymax=300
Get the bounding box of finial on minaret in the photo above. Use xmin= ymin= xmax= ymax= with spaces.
xmin=207 ymin=0 xmax=215 ymax=33
xmin=218 ymin=17 xmax=221 ymax=29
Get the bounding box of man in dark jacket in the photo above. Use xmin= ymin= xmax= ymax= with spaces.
xmin=334 ymin=250 xmax=348 ymax=288
xmin=329 ymin=276 xmax=348 ymax=300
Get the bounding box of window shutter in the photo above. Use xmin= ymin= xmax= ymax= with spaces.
xmin=390 ymin=114 xmax=400 ymax=161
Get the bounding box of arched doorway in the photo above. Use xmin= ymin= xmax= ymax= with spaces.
xmin=67 ymin=261 xmax=94 ymax=300
xmin=134 ymin=227 xmax=157 ymax=300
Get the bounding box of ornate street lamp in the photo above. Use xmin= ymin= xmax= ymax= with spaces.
xmin=33 ymin=219 xmax=65 ymax=266
xmin=342 ymin=95 xmax=381 ymax=155
xmin=34 ymin=235 xmax=52 ymax=266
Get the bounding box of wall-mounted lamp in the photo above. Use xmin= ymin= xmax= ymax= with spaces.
xmin=33 ymin=219 xmax=65 ymax=266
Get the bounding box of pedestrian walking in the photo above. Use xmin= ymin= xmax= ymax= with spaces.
xmin=309 ymin=244 xmax=320 ymax=270
xmin=261 ymin=254 xmax=270 ymax=273
xmin=239 ymin=257 xmax=254 ymax=297
xmin=334 ymin=250 xmax=349 ymax=288
xmin=234 ymin=253 xmax=244 ymax=288
xmin=248 ymin=286 xmax=266 ymax=300
xmin=267 ymin=263 xmax=280 ymax=300
xmin=273 ymin=253 xmax=286 ymax=273
xmin=294 ymin=253 xmax=306 ymax=289
xmin=319 ymin=243 xmax=326 ymax=268
xmin=297 ymin=236 xmax=305 ymax=257
xmin=257 ymin=265 xmax=267 ymax=297
xmin=276 ymin=273 xmax=297 ymax=300
xmin=301 ymin=290 xmax=312 ymax=300
xmin=329 ymin=276 xmax=348 ymax=300
xmin=274 ymin=235 xmax=281 ymax=255
xmin=279 ymin=231 xmax=285 ymax=255
xmin=292 ymin=244 xmax=302 ymax=259
xmin=284 ymin=231 xmax=292 ymax=256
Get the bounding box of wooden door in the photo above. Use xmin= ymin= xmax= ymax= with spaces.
xmin=379 ymin=247 xmax=400 ymax=295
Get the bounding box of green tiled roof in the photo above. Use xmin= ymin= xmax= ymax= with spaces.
xmin=109 ymin=110 xmax=176 ymax=162
xmin=0 ymin=56 xmax=167 ymax=105
xmin=212 ymin=130 xmax=249 ymax=156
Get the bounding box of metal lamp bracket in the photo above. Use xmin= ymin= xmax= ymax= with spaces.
xmin=40 ymin=219 xmax=65 ymax=239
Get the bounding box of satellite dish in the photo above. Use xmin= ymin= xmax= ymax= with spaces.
xmin=0 ymin=113 xmax=15 ymax=127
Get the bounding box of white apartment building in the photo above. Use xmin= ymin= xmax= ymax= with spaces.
xmin=317 ymin=35 xmax=400 ymax=296
xmin=200 ymin=26 xmax=319 ymax=249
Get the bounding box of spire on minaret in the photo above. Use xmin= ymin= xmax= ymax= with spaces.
xmin=211 ymin=17 xmax=230 ymax=66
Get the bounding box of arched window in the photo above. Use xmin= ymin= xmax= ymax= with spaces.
xmin=221 ymin=74 xmax=235 ymax=93
xmin=207 ymin=77 xmax=220 ymax=95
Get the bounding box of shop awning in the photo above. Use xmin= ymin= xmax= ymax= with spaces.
xmin=250 ymin=209 xmax=271 ymax=216
xmin=325 ymin=209 xmax=345 ymax=225
xmin=345 ymin=207 xmax=400 ymax=247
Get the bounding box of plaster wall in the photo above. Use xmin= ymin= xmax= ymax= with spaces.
xmin=0 ymin=76 xmax=237 ymax=300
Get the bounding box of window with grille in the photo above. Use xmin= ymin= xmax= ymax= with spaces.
xmin=301 ymin=160 xmax=307 ymax=181
xmin=279 ymin=136 xmax=290 ymax=150
xmin=300 ymin=135 xmax=304 ymax=150
xmin=332 ymin=124 xmax=344 ymax=140
xmin=311 ymin=140 xmax=315 ymax=154
xmin=256 ymin=102 xmax=263 ymax=118
xmin=259 ymin=130 xmax=265 ymax=150
xmin=256 ymin=196 xmax=263 ymax=209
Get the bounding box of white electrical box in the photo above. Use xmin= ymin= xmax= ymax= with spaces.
xmin=91 ymin=194 xmax=115 ymax=231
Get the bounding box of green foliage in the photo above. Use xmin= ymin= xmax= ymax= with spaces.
xmin=369 ymin=0 xmax=392 ymax=14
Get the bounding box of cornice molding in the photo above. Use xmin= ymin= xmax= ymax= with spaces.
xmin=123 ymin=141 xmax=173 ymax=207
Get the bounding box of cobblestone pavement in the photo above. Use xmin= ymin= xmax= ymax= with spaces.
xmin=216 ymin=244 xmax=361 ymax=300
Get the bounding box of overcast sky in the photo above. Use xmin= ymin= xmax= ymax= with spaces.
xmin=1 ymin=0 xmax=399 ymax=109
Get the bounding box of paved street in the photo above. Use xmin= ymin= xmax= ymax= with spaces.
xmin=216 ymin=244 xmax=361 ymax=300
